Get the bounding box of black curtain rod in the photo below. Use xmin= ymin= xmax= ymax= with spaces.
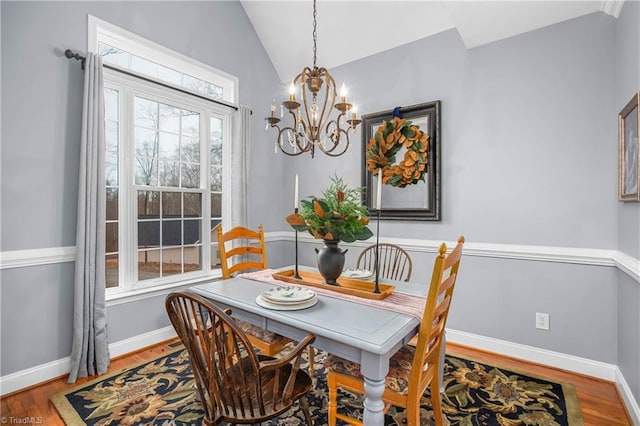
xmin=64 ymin=49 xmax=239 ymax=111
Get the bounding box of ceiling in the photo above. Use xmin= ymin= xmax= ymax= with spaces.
xmin=240 ymin=0 xmax=623 ymax=83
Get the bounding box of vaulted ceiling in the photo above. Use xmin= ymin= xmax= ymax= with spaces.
xmin=240 ymin=0 xmax=623 ymax=83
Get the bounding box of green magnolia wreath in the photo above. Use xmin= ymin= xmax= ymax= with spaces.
xmin=365 ymin=116 xmax=429 ymax=187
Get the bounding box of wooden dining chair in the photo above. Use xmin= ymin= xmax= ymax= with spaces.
xmin=325 ymin=236 xmax=465 ymax=426
xmin=216 ymin=225 xmax=267 ymax=279
xmin=356 ymin=243 xmax=413 ymax=282
xmin=166 ymin=290 xmax=315 ymax=425
xmin=216 ymin=225 xmax=315 ymax=375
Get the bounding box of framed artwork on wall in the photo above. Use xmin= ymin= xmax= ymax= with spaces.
xmin=361 ymin=101 xmax=441 ymax=220
xmin=619 ymin=93 xmax=640 ymax=202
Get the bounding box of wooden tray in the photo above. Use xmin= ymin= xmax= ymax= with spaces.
xmin=272 ymin=269 xmax=395 ymax=300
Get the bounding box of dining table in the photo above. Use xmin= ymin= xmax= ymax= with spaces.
xmin=190 ymin=266 xmax=430 ymax=426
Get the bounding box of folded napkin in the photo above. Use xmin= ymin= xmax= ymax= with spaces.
xmin=238 ymin=269 xmax=425 ymax=322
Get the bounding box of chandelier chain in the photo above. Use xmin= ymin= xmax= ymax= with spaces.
xmin=312 ymin=0 xmax=317 ymax=68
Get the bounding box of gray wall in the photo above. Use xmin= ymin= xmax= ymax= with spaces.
xmin=285 ymin=13 xmax=618 ymax=248
xmin=616 ymin=0 xmax=640 ymax=404
xmin=283 ymin=11 xmax=629 ymax=366
xmin=0 ymin=1 xmax=282 ymax=376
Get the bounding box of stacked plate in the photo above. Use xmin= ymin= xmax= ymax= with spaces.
xmin=342 ymin=269 xmax=374 ymax=280
xmin=256 ymin=286 xmax=318 ymax=310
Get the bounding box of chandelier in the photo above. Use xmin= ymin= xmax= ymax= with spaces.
xmin=265 ymin=0 xmax=361 ymax=158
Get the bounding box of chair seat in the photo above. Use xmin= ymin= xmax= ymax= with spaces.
xmin=236 ymin=319 xmax=290 ymax=345
xmin=324 ymin=345 xmax=415 ymax=395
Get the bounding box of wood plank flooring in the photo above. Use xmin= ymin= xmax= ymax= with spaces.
xmin=447 ymin=343 xmax=633 ymax=425
xmin=0 ymin=340 xmax=632 ymax=425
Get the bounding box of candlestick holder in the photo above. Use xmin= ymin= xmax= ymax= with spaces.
xmin=373 ymin=208 xmax=381 ymax=294
xmin=294 ymin=207 xmax=301 ymax=279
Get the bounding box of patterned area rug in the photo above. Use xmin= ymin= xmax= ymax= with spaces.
xmin=51 ymin=345 xmax=584 ymax=425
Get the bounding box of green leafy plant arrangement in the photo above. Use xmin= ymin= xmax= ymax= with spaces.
xmin=286 ymin=176 xmax=373 ymax=243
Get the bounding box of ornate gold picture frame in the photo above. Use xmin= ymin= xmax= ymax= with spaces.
xmin=619 ymin=93 xmax=640 ymax=201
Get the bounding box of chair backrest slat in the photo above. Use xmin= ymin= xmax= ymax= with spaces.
xmin=356 ymin=243 xmax=413 ymax=282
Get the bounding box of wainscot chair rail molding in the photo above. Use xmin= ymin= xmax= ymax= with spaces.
xmin=0 ymin=246 xmax=76 ymax=269
xmin=1 ymin=238 xmax=637 ymax=284
xmin=278 ymin=231 xmax=631 ymax=268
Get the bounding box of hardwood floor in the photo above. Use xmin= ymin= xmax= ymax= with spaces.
xmin=0 ymin=341 xmax=179 ymax=426
xmin=447 ymin=343 xmax=633 ymax=425
xmin=0 ymin=339 xmax=632 ymax=425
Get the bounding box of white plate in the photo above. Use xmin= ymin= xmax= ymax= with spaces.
xmin=342 ymin=269 xmax=374 ymax=280
xmin=255 ymin=294 xmax=318 ymax=311
xmin=262 ymin=286 xmax=316 ymax=304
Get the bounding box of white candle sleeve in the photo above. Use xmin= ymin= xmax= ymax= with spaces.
xmin=376 ymin=175 xmax=382 ymax=209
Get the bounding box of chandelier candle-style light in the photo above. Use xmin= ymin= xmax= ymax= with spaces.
xmin=265 ymin=0 xmax=361 ymax=158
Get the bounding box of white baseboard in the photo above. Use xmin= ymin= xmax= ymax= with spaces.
xmin=615 ymin=366 xmax=640 ymax=426
xmin=0 ymin=326 xmax=176 ymax=396
xmin=0 ymin=357 xmax=71 ymax=397
xmin=447 ymin=328 xmax=618 ymax=380
xmin=447 ymin=328 xmax=640 ymax=424
xmin=107 ymin=326 xmax=176 ymax=358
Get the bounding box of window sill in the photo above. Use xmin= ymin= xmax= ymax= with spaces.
xmin=105 ymin=271 xmax=223 ymax=306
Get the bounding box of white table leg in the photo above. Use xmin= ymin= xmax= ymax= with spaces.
xmin=363 ymin=377 xmax=386 ymax=425
xmin=360 ymin=352 xmax=389 ymax=425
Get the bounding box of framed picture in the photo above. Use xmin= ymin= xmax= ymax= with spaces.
xmin=619 ymin=93 xmax=640 ymax=201
xmin=361 ymin=101 xmax=441 ymax=220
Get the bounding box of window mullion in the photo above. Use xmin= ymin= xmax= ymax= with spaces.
xmin=222 ymin=113 xmax=232 ymax=227
xmin=121 ymin=85 xmax=136 ymax=291
xmin=201 ymin=111 xmax=211 ymax=273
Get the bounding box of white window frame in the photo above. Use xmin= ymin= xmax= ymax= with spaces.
xmin=88 ymin=15 xmax=239 ymax=105
xmin=89 ymin=15 xmax=236 ymax=300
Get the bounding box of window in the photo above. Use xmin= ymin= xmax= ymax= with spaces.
xmin=91 ymin=16 xmax=237 ymax=295
xmin=90 ymin=16 xmax=237 ymax=104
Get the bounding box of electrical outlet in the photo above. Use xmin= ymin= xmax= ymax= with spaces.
xmin=536 ymin=312 xmax=550 ymax=330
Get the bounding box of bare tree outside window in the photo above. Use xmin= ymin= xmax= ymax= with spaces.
xmin=134 ymin=97 xmax=203 ymax=279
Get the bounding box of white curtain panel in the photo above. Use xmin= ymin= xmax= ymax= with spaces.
xmin=68 ymin=53 xmax=110 ymax=383
xmin=230 ymin=105 xmax=251 ymax=228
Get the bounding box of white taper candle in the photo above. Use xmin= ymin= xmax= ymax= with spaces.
xmin=294 ymin=174 xmax=299 ymax=209
xmin=376 ymin=174 xmax=382 ymax=209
